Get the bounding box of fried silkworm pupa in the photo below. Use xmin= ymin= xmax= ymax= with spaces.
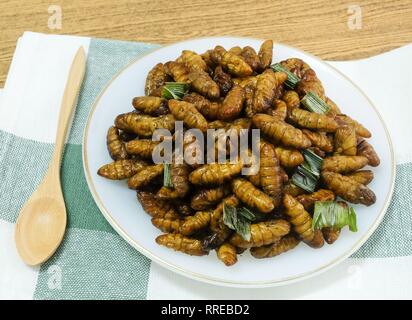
xmin=357 ymin=138 xmax=380 ymax=167
xmin=164 ymin=61 xmax=190 ymax=82
xmin=346 ymin=170 xmax=374 ymax=185
xmin=132 ymin=96 xmax=169 ymax=116
xmin=175 ymin=201 xmax=194 ymax=216
xmin=189 ymin=160 xmax=243 ymax=186
xmin=296 ymin=189 xmax=335 ymax=211
xmin=107 ymin=126 xmax=128 ymax=160
xmin=183 ymin=92 xmax=220 ymax=120
xmin=231 ymin=178 xmax=275 ymax=213
xmin=302 ymin=129 xmax=334 ymax=153
xmin=295 ymin=72 xmax=325 ymax=100
xmin=216 ymin=243 xmax=238 ymax=266
xmin=283 ymin=194 xmax=324 ymax=248
xmin=97 ymin=159 xmax=147 ymax=180
xmin=152 ymin=217 xmax=183 ymax=233
xmin=322 ymin=227 xmax=341 ymax=245
xmin=125 ymin=139 xmax=159 ymax=159
xmin=211 ymin=46 xmax=253 ymax=77
xmin=253 ymin=69 xmax=287 ymax=114
xmin=241 ymin=46 xmax=260 ymax=71
xmin=119 ymin=130 xmax=137 ymax=142
xmin=322 ymin=171 xmax=376 ymax=206
xmin=188 ymin=70 xmax=220 ymax=99
xmin=136 ymin=191 xmax=179 ymax=219
xmin=288 ymin=108 xmax=338 ymax=132
xmin=228 ymin=46 xmax=242 ymax=55
xmin=250 ymin=235 xmax=300 ymax=259
xmin=168 ymin=99 xmax=208 ymax=132
xmin=322 ymin=155 xmax=368 ymax=174
xmin=282 ymin=90 xmax=300 ymax=109
xmin=259 ymin=141 xmax=283 ymax=208
xmin=115 ymin=112 xmax=175 ymax=137
xmin=280 ymin=57 xmax=311 ymax=78
xmin=178 ymin=50 xmax=208 ymax=72
xmin=145 ymin=62 xmax=169 ymax=97
xmin=213 ymin=65 xmax=233 ymax=96
xmin=229 ymin=219 xmax=290 ymax=249
xmin=258 ymin=39 xmax=273 ymax=70
xmin=268 ymin=99 xmax=287 ymax=120
xmin=156 ymin=233 xmax=208 ymax=256
xmin=128 ymin=163 xmax=164 ymax=189
xmin=180 ymin=211 xmax=211 ymax=235
xmin=334 ymin=125 xmax=357 ymax=156
xmin=190 ymin=186 xmax=230 ymax=210
xmin=283 ymin=181 xmax=306 ymax=197
xmin=217 ymin=85 xmax=245 ymax=121
xmin=207 ymin=120 xmax=228 ymax=130
xmin=208 ymin=195 xmax=240 ymax=248
xmin=252 ymin=114 xmax=311 ymax=149
xmin=200 ymin=50 xmax=216 ymax=68
xmin=274 ymin=146 xmax=304 ymax=168
xmin=335 ymin=114 xmax=371 ymax=138
xmin=325 ymin=97 xmax=341 ymax=117
xmin=244 ymin=79 xmax=257 ymax=118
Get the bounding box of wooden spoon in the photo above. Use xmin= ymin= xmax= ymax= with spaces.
xmin=15 ymin=47 xmax=86 ymax=266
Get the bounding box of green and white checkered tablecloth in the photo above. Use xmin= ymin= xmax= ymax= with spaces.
xmin=0 ymin=32 xmax=411 ymax=299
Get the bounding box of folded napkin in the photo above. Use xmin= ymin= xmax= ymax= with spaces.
xmin=1 ymin=32 xmax=411 ymax=300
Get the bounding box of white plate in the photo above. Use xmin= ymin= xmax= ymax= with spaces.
xmin=83 ymin=37 xmax=395 ymax=288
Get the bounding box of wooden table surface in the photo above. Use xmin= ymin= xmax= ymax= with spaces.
xmin=1 ymin=0 xmax=412 ymax=87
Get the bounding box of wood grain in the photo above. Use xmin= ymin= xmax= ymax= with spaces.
xmin=1 ymin=0 xmax=412 ymax=87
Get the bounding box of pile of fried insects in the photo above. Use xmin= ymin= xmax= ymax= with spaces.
xmin=97 ymin=40 xmax=380 ymax=266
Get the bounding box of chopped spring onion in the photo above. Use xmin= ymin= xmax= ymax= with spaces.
xmin=223 ymin=205 xmax=258 ymax=241
xmin=163 ymin=163 xmax=174 ymax=188
xmin=161 ymin=82 xmax=189 ymax=100
xmin=312 ymin=201 xmax=357 ymax=232
xmin=270 ymin=63 xmax=300 ymax=89
xmin=291 ymin=149 xmax=323 ymax=193
xmin=301 ymin=92 xmax=330 ymax=114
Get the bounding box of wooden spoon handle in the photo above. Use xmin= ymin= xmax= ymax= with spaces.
xmin=49 ymin=47 xmax=86 ymax=178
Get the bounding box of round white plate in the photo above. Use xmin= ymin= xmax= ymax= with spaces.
xmin=83 ymin=37 xmax=395 ymax=287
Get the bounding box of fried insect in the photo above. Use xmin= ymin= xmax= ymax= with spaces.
xmin=244 ymin=79 xmax=257 ymax=118
xmin=250 ymin=235 xmax=300 ymax=259
xmin=168 ymin=99 xmax=208 ymax=132
xmin=258 ymin=39 xmax=273 ymax=70
xmin=178 ymin=50 xmax=208 ymax=72
xmin=128 ymin=164 xmax=164 ymax=189
xmin=259 ymin=142 xmax=283 ymax=208
xmin=189 ymin=160 xmax=243 ymax=186
xmin=252 ymin=114 xmax=311 ymax=149
xmin=269 ymin=99 xmax=287 ymax=120
xmin=253 ymin=69 xmax=287 ymax=114
xmin=334 ymin=125 xmax=357 ymax=156
xmin=190 ymin=186 xmax=230 ymax=210
xmin=188 ymin=70 xmax=220 ymax=99
xmin=213 ymin=65 xmax=233 ymax=96
xmin=201 ymin=50 xmax=216 ymax=69
xmin=216 ymin=243 xmax=238 ymax=266
xmin=288 ymin=108 xmax=338 ymax=132
xmin=282 ymin=90 xmax=300 ymax=109
xmin=357 ymin=138 xmax=380 ymax=167
xmin=107 ymin=126 xmax=128 ymax=160
xmin=152 ymin=217 xmax=183 ymax=233
xmin=346 ymin=170 xmax=374 ymax=185
xmin=217 ymin=85 xmax=245 ymax=120
xmin=274 ymin=146 xmax=304 ymax=168
xmin=322 ymin=171 xmax=376 ymax=206
xmin=145 ymin=63 xmax=169 ymax=97
xmin=164 ymin=61 xmax=190 ymax=82
xmin=175 ymin=202 xmax=194 ymax=216
xmin=322 ymin=155 xmax=368 ymax=173
xmin=211 ymin=46 xmax=253 ymax=77
xmin=132 ymin=96 xmax=169 ymax=116
xmin=156 ymin=233 xmax=208 ymax=256
xmin=283 ymin=181 xmax=306 ymax=197
xmin=232 ymin=178 xmax=275 ymax=213
xmin=136 ymin=191 xmax=179 ymax=219
xmin=322 ymin=227 xmax=341 ymax=245
xmin=241 ymin=46 xmax=260 ymax=71
xmin=325 ymin=97 xmax=341 ymax=117
xmin=207 ymin=120 xmax=228 ymax=130
xmin=335 ymin=114 xmax=371 ymax=138
xmin=296 ymin=189 xmax=335 ymax=211
xmin=180 ymin=211 xmax=211 ymax=235
xmin=183 ymin=92 xmax=220 ymax=120
xmin=125 ymin=139 xmax=159 ymax=159
xmin=228 ymin=46 xmax=242 ymax=55
xmin=283 ymin=194 xmax=324 ymax=248
xmin=97 ymin=159 xmax=146 ymax=180
xmin=115 ymin=112 xmax=175 ymax=137
xmin=302 ymin=130 xmax=334 ymax=153
xmin=229 ymin=219 xmax=290 ymax=248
